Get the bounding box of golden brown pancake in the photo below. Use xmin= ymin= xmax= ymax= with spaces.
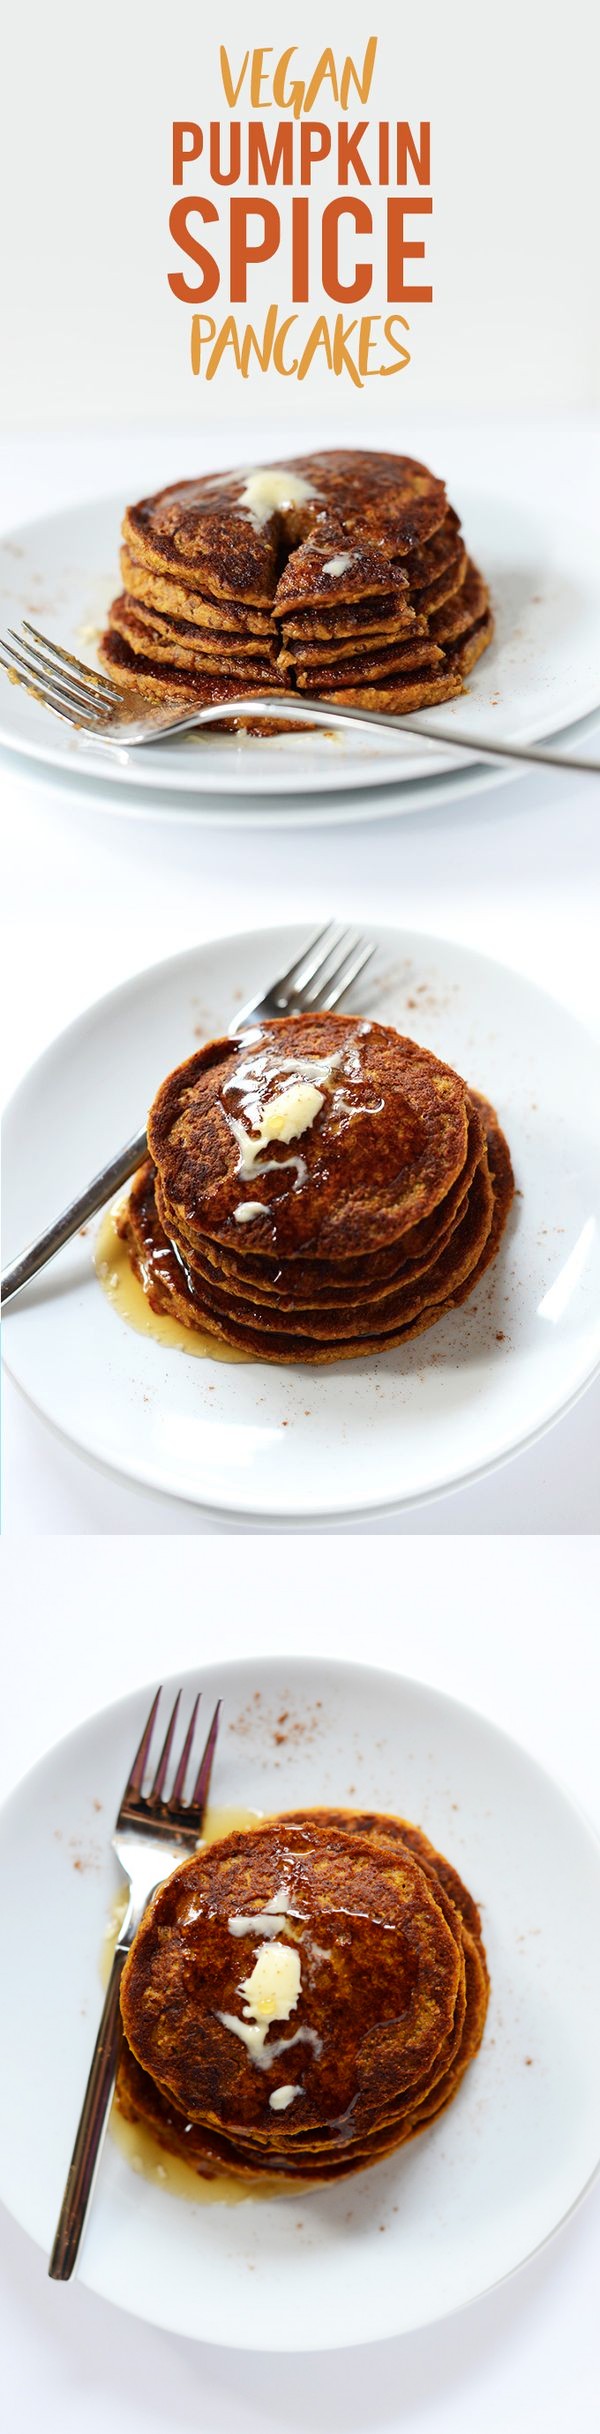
xmin=429 ymin=560 xmax=489 ymax=644
xmin=292 ymin=645 xmax=448 ymax=692
xmin=120 ymin=544 xmax=273 ymax=635
xmin=120 ymin=1143 xmax=502 ymax=1364
xmin=123 ymin=486 xmax=278 ymax=606
xmin=115 ymin=1014 xmax=513 ymax=1367
xmin=107 ymin=597 xmax=277 ymax=684
xmin=279 ymin=593 xmax=428 ymax=641
xmin=272 ymin=519 xmax=413 ymax=618
xmin=405 ymin=544 xmax=468 ymax=617
xmin=115 ymin=1808 xmax=488 ymax=2189
xmin=297 ymin=669 xmax=464 ymax=713
xmin=100 ymin=452 xmax=493 ymax=732
xmin=277 ymin=634 xmax=441 ymax=671
xmin=155 ymin=1179 xmax=470 ymax=1311
xmin=145 ymin=1015 xmax=472 ymax=1260
xmin=395 ymin=507 xmax=461 ymax=587
xmin=120 ymin=1823 xmax=462 ymax=2136
xmin=97 ymin=630 xmax=284 ymax=705
xmin=448 ymin=611 xmax=495 ymax=679
xmin=151 ymin=1151 xmax=493 ymax=1342
xmin=177 ymin=1098 xmax=486 ymax=1299
xmin=112 ymin=594 xmax=278 ymax=666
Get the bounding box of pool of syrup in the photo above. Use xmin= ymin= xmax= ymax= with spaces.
xmin=95 ymin=1203 xmax=249 ymax=1363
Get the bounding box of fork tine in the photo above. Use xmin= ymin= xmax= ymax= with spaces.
xmin=22 ymin=620 xmax=122 ymax=703
xmin=123 ymin=1685 xmax=162 ymax=1801
xmin=190 ymin=1699 xmax=221 ymax=1816
xmin=270 ymin=923 xmax=337 ymax=997
xmin=300 ymin=927 xmax=358 ymax=1003
xmin=169 ymin=1693 xmax=201 ymax=1802
xmin=7 ymin=631 xmax=112 ymax=718
xmin=148 ymin=1690 xmax=182 ymax=1802
xmin=0 ymin=639 xmax=106 ymax=727
xmin=0 ymin=650 xmax=95 ymax=730
xmin=317 ymin=941 xmax=376 ymax=1011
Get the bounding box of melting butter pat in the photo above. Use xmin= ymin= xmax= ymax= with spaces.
xmin=240 ymin=1939 xmax=301 ymax=2024
xmin=259 ymin=1083 xmax=324 ymax=1145
xmin=239 ymin=467 xmax=315 ymax=525
xmin=269 ymin=2083 xmax=302 ymax=2112
xmin=229 ymin=1082 xmax=324 ymax=1179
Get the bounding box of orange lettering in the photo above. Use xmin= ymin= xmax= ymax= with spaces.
xmin=172 ymin=124 xmax=203 ymax=185
xmin=208 ymin=124 xmax=241 ymax=186
xmin=396 ymin=122 xmax=430 ymax=185
xmin=247 ymin=122 xmax=294 ymax=184
xmin=322 ymin=200 xmax=372 ymax=304
xmin=387 ymin=199 xmax=432 ymax=302
xmin=229 ymin=200 xmax=280 ymax=302
xmin=168 ymin=199 xmax=220 ymax=303
xmin=338 ymin=123 xmax=369 ymax=184
xmin=219 ymin=48 xmax=249 ymax=107
xmin=299 ymin=124 xmax=331 ymax=182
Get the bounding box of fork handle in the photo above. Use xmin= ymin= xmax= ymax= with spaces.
xmin=48 ymin=1945 xmax=127 ymax=2280
xmin=1 ymin=1126 xmax=148 ymax=1306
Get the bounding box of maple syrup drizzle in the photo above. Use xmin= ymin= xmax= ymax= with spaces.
xmin=95 ymin=1204 xmax=249 ymax=1364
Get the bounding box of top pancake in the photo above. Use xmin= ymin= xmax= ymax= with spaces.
xmin=126 ymin=453 xmax=448 ymax=612
xmin=120 ymin=1819 xmax=463 ymax=2144
xmin=146 ymin=1013 xmax=471 ymax=1260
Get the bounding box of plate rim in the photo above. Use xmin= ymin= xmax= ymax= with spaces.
xmin=3 ymin=918 xmax=600 ymax=1522
xmin=1 ymin=1650 xmax=599 ymax=2351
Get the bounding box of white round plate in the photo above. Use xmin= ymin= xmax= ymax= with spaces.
xmin=0 ymin=724 xmax=517 ymax=831
xmin=0 ymin=1655 xmax=598 ymax=2350
xmin=0 ymin=485 xmax=598 ymax=803
xmin=3 ymin=922 xmax=600 ymax=1523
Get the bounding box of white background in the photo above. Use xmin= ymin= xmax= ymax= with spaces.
xmin=0 ymin=1534 xmax=598 ymax=2431
xmin=1 ymin=418 xmax=599 ymax=1534
xmin=2 ymin=0 xmax=599 ymax=428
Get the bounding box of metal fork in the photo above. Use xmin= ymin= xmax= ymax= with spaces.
xmin=0 ymin=921 xmax=375 ymax=1306
xmin=1 ymin=618 xmax=599 ymax=774
xmin=49 ymin=1683 xmax=220 ymax=2281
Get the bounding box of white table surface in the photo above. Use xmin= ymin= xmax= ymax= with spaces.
xmin=0 ymin=1535 xmax=598 ymax=2431
xmin=1 ymin=419 xmax=599 ymax=1533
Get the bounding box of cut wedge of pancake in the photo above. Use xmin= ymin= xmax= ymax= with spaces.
xmin=115 ymin=1808 xmax=488 ymax=2190
xmin=100 ymin=451 xmax=493 ymax=729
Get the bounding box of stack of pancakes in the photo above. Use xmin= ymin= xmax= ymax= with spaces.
xmin=116 ymin=1810 xmax=489 ymax=2189
xmin=118 ymin=1012 xmax=514 ymax=1365
xmin=99 ymin=450 xmax=493 ymax=728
